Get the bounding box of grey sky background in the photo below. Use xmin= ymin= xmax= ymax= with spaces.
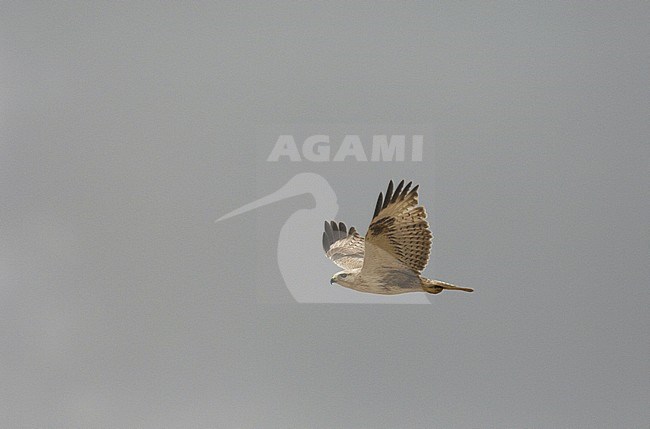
xmin=2 ymin=2 xmax=649 ymax=427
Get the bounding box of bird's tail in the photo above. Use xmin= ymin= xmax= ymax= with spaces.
xmin=421 ymin=278 xmax=473 ymax=294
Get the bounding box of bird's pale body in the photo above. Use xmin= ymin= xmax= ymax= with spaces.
xmin=331 ymin=268 xmax=422 ymax=294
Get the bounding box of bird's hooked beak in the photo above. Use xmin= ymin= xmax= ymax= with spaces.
xmin=330 ymin=276 xmax=335 ymax=285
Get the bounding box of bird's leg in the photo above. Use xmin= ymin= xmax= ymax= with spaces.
xmin=421 ymin=277 xmax=473 ymax=294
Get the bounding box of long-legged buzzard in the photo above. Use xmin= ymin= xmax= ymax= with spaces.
xmin=323 ymin=180 xmax=473 ymax=295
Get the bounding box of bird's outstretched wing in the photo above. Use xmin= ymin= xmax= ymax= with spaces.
xmin=322 ymin=221 xmax=365 ymax=270
xmin=362 ymin=180 xmax=432 ymax=274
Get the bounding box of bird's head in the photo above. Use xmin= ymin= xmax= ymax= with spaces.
xmin=330 ymin=269 xmax=360 ymax=288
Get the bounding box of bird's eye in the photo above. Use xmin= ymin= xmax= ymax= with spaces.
xmin=339 ymin=273 xmax=347 ymax=278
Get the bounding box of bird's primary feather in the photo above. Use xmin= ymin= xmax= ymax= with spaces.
xmin=364 ymin=180 xmax=431 ymax=274
xmin=322 ymin=220 xmax=364 ymax=270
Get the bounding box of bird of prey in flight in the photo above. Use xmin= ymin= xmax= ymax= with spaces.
xmin=323 ymin=180 xmax=473 ymax=295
